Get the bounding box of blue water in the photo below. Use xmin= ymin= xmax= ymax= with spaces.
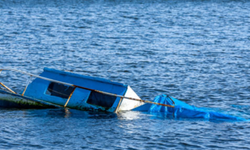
xmin=1 ymin=0 xmax=250 ymax=149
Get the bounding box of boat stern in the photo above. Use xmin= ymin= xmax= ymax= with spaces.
xmin=117 ymin=86 xmax=144 ymax=111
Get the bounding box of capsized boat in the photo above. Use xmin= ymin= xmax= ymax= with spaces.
xmin=1 ymin=68 xmax=170 ymax=112
xmin=0 ymin=68 xmax=244 ymax=121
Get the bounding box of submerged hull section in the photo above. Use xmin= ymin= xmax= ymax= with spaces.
xmin=0 ymin=90 xmax=57 ymax=109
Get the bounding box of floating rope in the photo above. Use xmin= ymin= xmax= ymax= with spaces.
xmin=0 ymin=82 xmax=17 ymax=94
xmin=0 ymin=68 xmax=175 ymax=108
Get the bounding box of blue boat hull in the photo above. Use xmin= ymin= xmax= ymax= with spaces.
xmin=0 ymin=68 xmax=144 ymax=112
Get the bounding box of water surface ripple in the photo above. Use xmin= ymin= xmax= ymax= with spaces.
xmin=0 ymin=0 xmax=250 ymax=149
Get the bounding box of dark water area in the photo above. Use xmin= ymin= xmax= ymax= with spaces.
xmin=1 ymin=0 xmax=250 ymax=149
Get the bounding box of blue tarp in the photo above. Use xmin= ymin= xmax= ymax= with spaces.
xmin=149 ymin=94 xmax=245 ymax=121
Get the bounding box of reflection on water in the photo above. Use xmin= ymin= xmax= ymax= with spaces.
xmin=117 ymin=111 xmax=143 ymax=120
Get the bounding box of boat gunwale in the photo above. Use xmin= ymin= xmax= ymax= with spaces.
xmin=43 ymin=67 xmax=127 ymax=87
